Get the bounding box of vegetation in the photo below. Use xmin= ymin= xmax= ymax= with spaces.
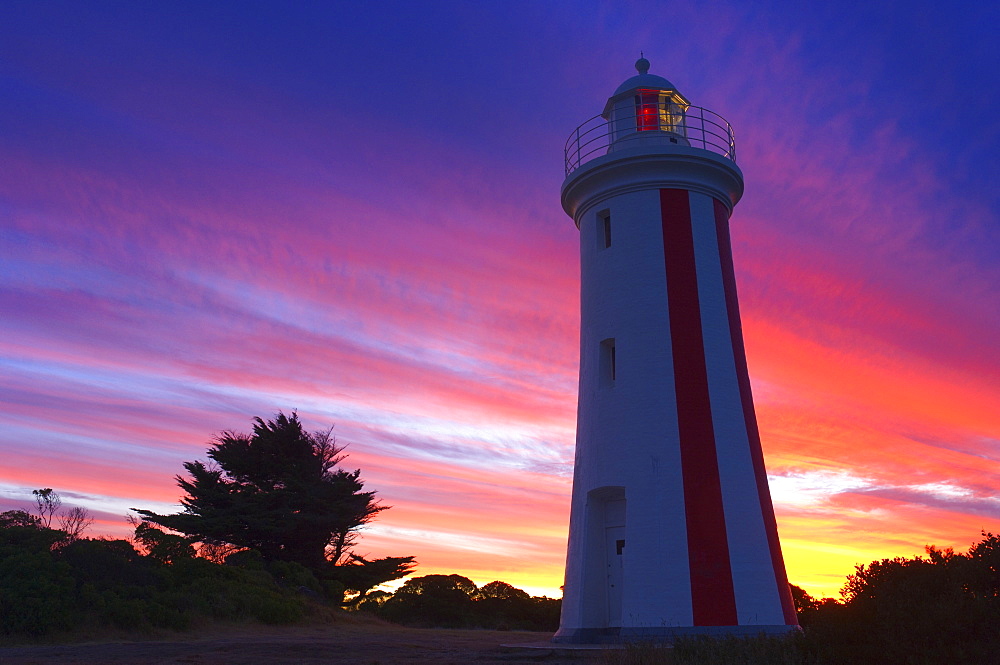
xmin=0 ymin=492 xmax=329 ymax=638
xmin=3 ymin=503 xmax=999 ymax=664
xmin=601 ymin=635 xmax=807 ymax=665
xmin=363 ymin=574 xmax=560 ymax=631
xmin=794 ymin=533 xmax=1000 ymax=664
xmin=30 ymin=489 xmax=94 ymax=542
xmin=600 ymin=532 xmax=1000 ymax=664
xmin=134 ymin=413 xmax=415 ymax=600
xmin=0 ymin=503 xmax=553 ymax=639
xmin=2 ymin=414 xmax=998 ymax=661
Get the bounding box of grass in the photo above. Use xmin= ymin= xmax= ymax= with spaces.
xmin=601 ymin=634 xmax=812 ymax=665
xmin=0 ymin=596 xmax=347 ymax=647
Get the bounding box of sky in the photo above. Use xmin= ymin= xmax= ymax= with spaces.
xmin=1 ymin=1 xmax=997 ymax=600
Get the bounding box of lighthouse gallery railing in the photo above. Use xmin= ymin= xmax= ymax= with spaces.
xmin=564 ymin=104 xmax=737 ymax=176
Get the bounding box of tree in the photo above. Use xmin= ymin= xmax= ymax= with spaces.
xmin=799 ymin=534 xmax=1000 ymax=664
xmin=480 ymin=580 xmax=530 ymax=601
xmin=332 ymin=553 xmax=416 ymax=604
xmin=134 ymin=412 xmax=414 ymax=591
xmin=32 ymin=488 xmax=61 ymax=528
xmin=965 ymin=531 xmax=1000 ymax=603
xmin=0 ymin=510 xmax=63 ymax=557
xmin=25 ymin=489 xmax=94 ymax=542
xmin=58 ymin=506 xmax=94 ymax=542
xmin=131 ymin=521 xmax=196 ymax=564
xmin=0 ymin=510 xmax=41 ymax=529
xmin=476 ymin=580 xmax=534 ymax=630
xmin=372 ymin=575 xmax=560 ymax=631
xmin=379 ymin=574 xmax=478 ymax=627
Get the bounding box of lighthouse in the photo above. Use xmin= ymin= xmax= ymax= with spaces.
xmin=554 ymin=59 xmax=798 ymax=642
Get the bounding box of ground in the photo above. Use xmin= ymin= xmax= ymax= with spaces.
xmin=0 ymin=619 xmax=606 ymax=665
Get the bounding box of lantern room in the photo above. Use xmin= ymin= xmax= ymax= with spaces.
xmin=603 ymin=57 xmax=691 ymax=148
xmin=563 ymin=59 xmax=736 ymax=176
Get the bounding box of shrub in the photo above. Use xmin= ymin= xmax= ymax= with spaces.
xmin=59 ymin=538 xmax=158 ymax=589
xmin=0 ymin=552 xmax=79 ymax=635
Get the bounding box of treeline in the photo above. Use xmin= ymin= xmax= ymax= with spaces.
xmin=0 ymin=510 xmax=556 ymax=637
xmin=0 ymin=412 xmax=419 ymax=638
xmin=358 ymin=574 xmax=560 ymax=631
xmin=0 ymin=413 xmax=559 ymax=639
xmin=5 ymin=412 xmax=999 ymax=662
xmin=783 ymin=531 xmax=1000 ymax=664
xmin=4 ymin=499 xmax=1000 ymax=662
xmin=0 ymin=509 xmax=331 ymax=636
xmin=604 ymin=532 xmax=1000 ymax=665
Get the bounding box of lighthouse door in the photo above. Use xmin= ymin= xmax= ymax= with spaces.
xmin=606 ymin=525 xmax=625 ymax=626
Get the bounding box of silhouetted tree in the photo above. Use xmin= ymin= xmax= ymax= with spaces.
xmin=480 ymin=580 xmax=531 ymax=601
xmin=134 ymin=412 xmax=414 ymax=593
xmin=380 ymin=574 xmax=478 ymax=627
xmin=332 ymin=553 xmax=417 ymax=604
xmin=801 ymin=532 xmax=1000 ymax=664
xmin=964 ymin=531 xmax=1000 ymax=604
xmin=32 ymin=488 xmax=61 ymax=528
xmin=373 ymin=575 xmax=560 ymax=631
xmin=132 ymin=521 xmax=196 ymax=564
xmin=788 ymin=583 xmax=839 ymax=628
xmin=0 ymin=510 xmax=41 ymax=529
xmin=0 ymin=502 xmax=339 ymax=636
xmin=476 ymin=580 xmax=536 ymax=630
xmin=0 ymin=510 xmax=63 ymax=556
xmin=355 ymin=588 xmax=392 ymax=612
xmin=20 ymin=489 xmax=94 ymax=544
xmin=58 ymin=506 xmax=94 ymax=542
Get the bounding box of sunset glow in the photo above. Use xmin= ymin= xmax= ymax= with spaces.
xmin=2 ymin=2 xmax=997 ymax=601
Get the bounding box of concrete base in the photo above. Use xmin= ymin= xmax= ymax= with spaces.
xmin=552 ymin=624 xmax=800 ymax=644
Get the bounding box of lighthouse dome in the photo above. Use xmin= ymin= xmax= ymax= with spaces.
xmin=613 ymin=71 xmax=677 ymax=95
xmin=602 ymin=58 xmax=690 ymax=120
xmin=613 ymin=58 xmax=678 ymax=95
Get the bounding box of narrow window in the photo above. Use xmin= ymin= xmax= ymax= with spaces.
xmin=601 ymin=338 xmax=616 ymax=387
xmin=601 ymin=212 xmax=612 ymax=248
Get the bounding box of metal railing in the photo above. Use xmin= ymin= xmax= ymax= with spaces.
xmin=564 ymin=105 xmax=737 ymax=175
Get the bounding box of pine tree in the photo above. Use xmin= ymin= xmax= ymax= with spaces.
xmin=135 ymin=413 xmax=414 ymax=589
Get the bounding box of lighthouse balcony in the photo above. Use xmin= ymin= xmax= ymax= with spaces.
xmin=564 ymin=105 xmax=736 ymax=176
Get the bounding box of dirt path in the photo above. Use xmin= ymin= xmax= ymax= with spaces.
xmin=0 ymin=623 xmax=605 ymax=665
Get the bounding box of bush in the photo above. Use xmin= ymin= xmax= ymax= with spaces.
xmin=0 ymin=552 xmax=79 ymax=635
xmin=267 ymin=559 xmax=323 ymax=594
xmin=0 ymin=517 xmax=319 ymax=638
xmin=796 ymin=534 xmax=1000 ymax=664
xmin=59 ymin=538 xmax=158 ymax=588
xmin=371 ymin=575 xmax=559 ymax=631
xmin=0 ymin=521 xmax=64 ymax=558
xmin=673 ymin=635 xmax=808 ymax=665
xmin=165 ymin=556 xmax=305 ymax=624
xmin=379 ymin=574 xmax=477 ymax=627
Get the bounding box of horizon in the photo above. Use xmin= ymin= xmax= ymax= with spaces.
xmin=1 ymin=2 xmax=998 ymax=600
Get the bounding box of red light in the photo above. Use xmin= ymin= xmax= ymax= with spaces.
xmin=634 ymin=90 xmax=660 ymax=132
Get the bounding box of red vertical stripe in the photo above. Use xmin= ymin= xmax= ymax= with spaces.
xmin=713 ymin=198 xmax=798 ymax=626
xmin=660 ymin=188 xmax=738 ymax=626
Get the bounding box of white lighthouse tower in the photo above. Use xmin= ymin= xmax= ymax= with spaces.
xmin=554 ymin=59 xmax=798 ymax=642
